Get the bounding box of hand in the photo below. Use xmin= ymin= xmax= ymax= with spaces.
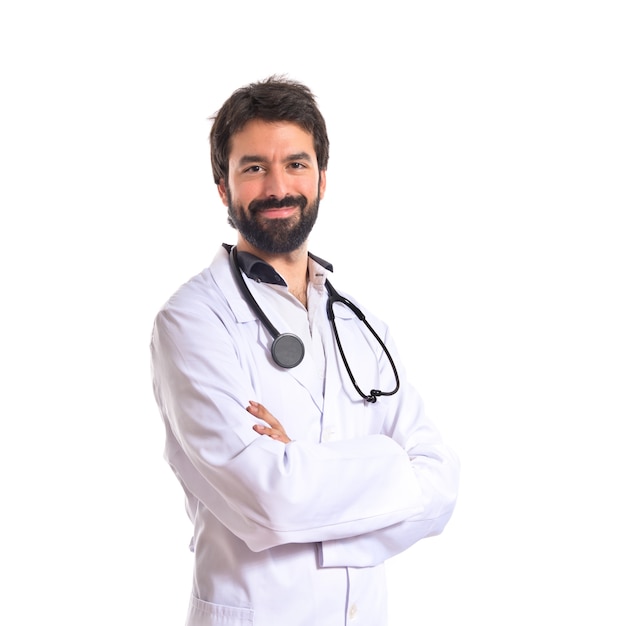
xmin=247 ymin=401 xmax=291 ymax=443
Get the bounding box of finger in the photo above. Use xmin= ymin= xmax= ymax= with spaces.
xmin=253 ymin=424 xmax=277 ymax=437
xmin=247 ymin=401 xmax=270 ymax=418
xmin=253 ymin=423 xmax=289 ymax=443
xmin=247 ymin=401 xmax=280 ymax=427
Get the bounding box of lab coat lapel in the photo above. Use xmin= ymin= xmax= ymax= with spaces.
xmin=211 ymin=248 xmax=258 ymax=324
xmin=282 ymin=339 xmax=324 ymax=412
xmin=211 ymin=247 xmax=325 ymax=413
xmin=320 ymin=298 xmax=358 ymax=406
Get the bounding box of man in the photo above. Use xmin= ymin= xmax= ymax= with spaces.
xmin=151 ymin=76 xmax=459 ymax=626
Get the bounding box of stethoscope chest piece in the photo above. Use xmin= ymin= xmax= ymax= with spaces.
xmin=271 ymin=333 xmax=305 ymax=369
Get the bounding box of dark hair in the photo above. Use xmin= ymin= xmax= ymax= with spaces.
xmin=209 ymin=75 xmax=329 ymax=184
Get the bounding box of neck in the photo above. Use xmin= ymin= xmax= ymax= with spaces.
xmin=237 ymin=238 xmax=309 ymax=307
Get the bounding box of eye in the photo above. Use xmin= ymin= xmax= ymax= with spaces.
xmin=243 ymin=165 xmax=263 ymax=173
xmin=289 ymin=162 xmax=306 ymax=169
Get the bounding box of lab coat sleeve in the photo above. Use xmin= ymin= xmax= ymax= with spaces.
xmin=318 ymin=331 xmax=460 ymax=568
xmin=151 ymin=291 xmax=429 ymax=552
xmin=317 ymin=441 xmax=459 ymax=568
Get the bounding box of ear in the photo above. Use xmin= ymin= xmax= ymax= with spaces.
xmin=217 ymin=179 xmax=229 ymax=206
xmin=318 ymin=170 xmax=327 ymax=200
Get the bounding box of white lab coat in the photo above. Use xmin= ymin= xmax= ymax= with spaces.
xmin=151 ymin=246 xmax=459 ymax=626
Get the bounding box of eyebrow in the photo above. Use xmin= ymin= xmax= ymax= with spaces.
xmin=236 ymin=152 xmax=314 ymax=167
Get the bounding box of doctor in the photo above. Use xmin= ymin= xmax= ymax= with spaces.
xmin=151 ymin=76 xmax=460 ymax=626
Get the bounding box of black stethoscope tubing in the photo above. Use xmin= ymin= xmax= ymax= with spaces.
xmin=324 ymin=280 xmax=400 ymax=402
xmin=230 ymin=246 xmax=307 ymax=368
xmin=229 ymin=246 xmax=400 ymax=403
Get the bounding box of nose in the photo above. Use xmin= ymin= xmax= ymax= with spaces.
xmin=262 ymin=168 xmax=289 ymax=198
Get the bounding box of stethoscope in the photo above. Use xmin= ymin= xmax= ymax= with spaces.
xmin=229 ymin=246 xmax=400 ymax=403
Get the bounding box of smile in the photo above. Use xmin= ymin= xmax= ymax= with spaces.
xmin=258 ymin=206 xmax=298 ymax=219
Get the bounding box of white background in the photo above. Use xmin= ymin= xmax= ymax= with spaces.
xmin=1 ymin=1 xmax=624 ymax=624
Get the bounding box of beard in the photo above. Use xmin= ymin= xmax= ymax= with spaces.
xmin=226 ymin=188 xmax=320 ymax=254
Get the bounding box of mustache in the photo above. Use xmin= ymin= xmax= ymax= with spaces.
xmin=249 ymin=195 xmax=308 ymax=213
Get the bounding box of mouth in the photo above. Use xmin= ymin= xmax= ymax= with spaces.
xmin=257 ymin=205 xmax=298 ymax=219
xmin=250 ymin=195 xmax=307 ymax=218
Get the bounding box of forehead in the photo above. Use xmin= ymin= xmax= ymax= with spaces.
xmin=228 ymin=119 xmax=316 ymax=161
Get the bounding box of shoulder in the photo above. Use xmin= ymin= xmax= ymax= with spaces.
xmin=155 ymin=248 xmax=233 ymax=329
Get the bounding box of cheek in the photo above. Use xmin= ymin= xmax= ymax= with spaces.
xmin=299 ymin=178 xmax=320 ymax=200
xmin=229 ymin=180 xmax=260 ymax=207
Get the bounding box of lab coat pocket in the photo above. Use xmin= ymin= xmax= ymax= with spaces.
xmin=186 ymin=595 xmax=254 ymax=625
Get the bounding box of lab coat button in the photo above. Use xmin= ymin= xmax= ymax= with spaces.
xmin=322 ymin=429 xmax=336 ymax=442
xmin=348 ymin=604 xmax=358 ymax=620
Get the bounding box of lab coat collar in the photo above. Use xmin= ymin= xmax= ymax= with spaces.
xmin=214 ymin=245 xmax=355 ymax=324
xmin=221 ymin=243 xmax=334 ymax=286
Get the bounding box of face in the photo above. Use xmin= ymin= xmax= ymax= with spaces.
xmin=218 ymin=119 xmax=326 ymax=255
